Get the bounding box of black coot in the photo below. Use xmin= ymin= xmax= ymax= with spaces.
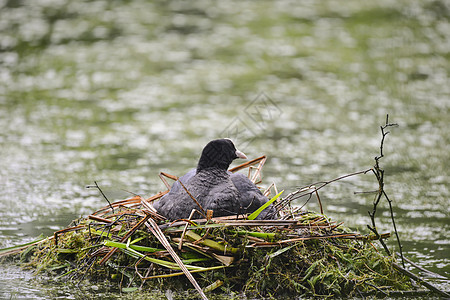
xmin=153 ymin=139 xmax=276 ymax=220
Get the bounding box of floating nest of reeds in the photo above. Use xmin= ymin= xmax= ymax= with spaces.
xmin=0 ymin=155 xmax=416 ymax=299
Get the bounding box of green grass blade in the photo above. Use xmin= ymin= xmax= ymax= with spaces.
xmin=267 ymin=244 xmax=297 ymax=259
xmin=233 ymin=230 xmax=276 ymax=240
xmin=90 ymin=228 xmax=113 ymax=239
xmin=0 ymin=234 xmax=47 ymax=256
xmin=103 ymin=240 xmax=162 ymax=253
xmin=248 ymin=190 xmax=284 ymax=220
xmin=103 ymin=240 xmax=204 ymax=270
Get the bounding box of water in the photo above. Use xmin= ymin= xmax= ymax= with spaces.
xmin=0 ymin=0 xmax=449 ymax=298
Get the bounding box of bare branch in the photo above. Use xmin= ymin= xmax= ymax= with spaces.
xmin=369 ymin=114 xmax=404 ymax=267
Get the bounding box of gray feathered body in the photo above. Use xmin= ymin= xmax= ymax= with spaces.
xmin=154 ymin=168 xmax=276 ymax=220
xmin=153 ymin=168 xmax=241 ymax=220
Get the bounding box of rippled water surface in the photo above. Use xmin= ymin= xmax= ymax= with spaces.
xmin=1 ymin=0 xmax=449 ymax=298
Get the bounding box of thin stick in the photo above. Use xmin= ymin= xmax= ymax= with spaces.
xmin=178 ymin=180 xmax=207 ymax=219
xmin=179 ymin=209 xmax=197 ymax=250
xmin=88 ymin=215 xmax=113 ymax=224
xmin=250 ymin=156 xmax=267 ymax=183
xmin=54 ymin=225 xmax=85 ymax=246
xmin=92 ymin=195 xmax=142 ymax=216
xmin=86 ymin=181 xmax=114 ymax=213
xmin=314 ymin=188 xmax=323 ymax=215
xmin=159 ymin=171 xmax=178 ymax=181
xmin=138 ymin=194 xmax=168 ymax=221
xmin=159 ymin=172 xmax=178 ymax=190
xmin=392 ymin=263 xmax=450 ymax=298
xmin=263 ymin=182 xmax=274 ymax=197
xmin=229 ymin=155 xmax=266 ymax=173
xmin=383 ymin=190 xmax=404 ymax=265
xmin=397 ymin=253 xmax=448 ymax=280
xmin=145 ymin=190 xmax=169 ymax=202
xmin=145 ymin=216 xmax=208 ymax=300
xmin=251 ymin=233 xmax=360 ymax=247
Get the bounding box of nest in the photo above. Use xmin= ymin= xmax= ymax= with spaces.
xmin=0 ymin=156 xmax=413 ymax=299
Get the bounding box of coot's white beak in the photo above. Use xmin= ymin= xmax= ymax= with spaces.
xmin=235 ymin=149 xmax=247 ymax=159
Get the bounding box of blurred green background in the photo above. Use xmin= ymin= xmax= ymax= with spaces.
xmin=0 ymin=0 xmax=448 ymax=298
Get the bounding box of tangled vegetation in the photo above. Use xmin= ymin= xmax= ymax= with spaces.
xmin=1 ymin=193 xmax=412 ymax=299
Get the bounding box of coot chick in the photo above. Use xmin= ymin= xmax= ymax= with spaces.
xmin=153 ymin=139 xmax=276 ymax=220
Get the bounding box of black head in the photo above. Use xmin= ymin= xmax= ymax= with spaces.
xmin=197 ymin=139 xmax=247 ymax=171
